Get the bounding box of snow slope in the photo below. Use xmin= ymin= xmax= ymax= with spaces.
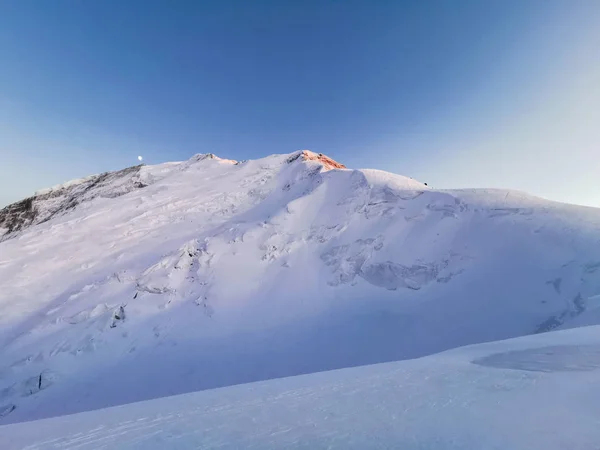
xmin=2 ymin=325 xmax=599 ymax=450
xmin=1 ymin=150 xmax=600 ymax=424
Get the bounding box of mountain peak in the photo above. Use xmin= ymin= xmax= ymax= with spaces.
xmin=287 ymin=150 xmax=346 ymax=171
xmin=187 ymin=153 xmax=237 ymax=165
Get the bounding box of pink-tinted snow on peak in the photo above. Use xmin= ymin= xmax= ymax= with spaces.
xmin=287 ymin=150 xmax=346 ymax=171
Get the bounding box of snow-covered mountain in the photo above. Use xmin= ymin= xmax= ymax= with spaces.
xmin=1 ymin=150 xmax=600 ymax=424
xmin=2 ymin=325 xmax=600 ymax=449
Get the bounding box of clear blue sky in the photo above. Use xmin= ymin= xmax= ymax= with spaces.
xmin=1 ymin=0 xmax=599 ymax=207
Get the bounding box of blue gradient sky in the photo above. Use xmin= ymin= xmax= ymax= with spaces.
xmin=1 ymin=0 xmax=599 ymax=207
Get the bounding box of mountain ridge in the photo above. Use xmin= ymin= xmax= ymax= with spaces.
xmin=0 ymin=151 xmax=347 ymax=241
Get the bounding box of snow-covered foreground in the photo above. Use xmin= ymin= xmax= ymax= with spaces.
xmin=2 ymin=325 xmax=599 ymax=450
xmin=1 ymin=150 xmax=600 ymax=424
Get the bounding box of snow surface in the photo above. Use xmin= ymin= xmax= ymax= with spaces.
xmin=1 ymin=150 xmax=600 ymax=426
xmin=1 ymin=325 xmax=600 ymax=449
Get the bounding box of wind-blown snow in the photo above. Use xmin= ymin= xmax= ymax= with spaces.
xmin=1 ymin=325 xmax=599 ymax=449
xmin=1 ymin=150 xmax=600 ymax=425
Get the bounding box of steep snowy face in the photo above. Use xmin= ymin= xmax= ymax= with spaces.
xmin=0 ymin=164 xmax=164 ymax=241
xmin=1 ymin=150 xmax=600 ymax=424
xmin=0 ymin=157 xmax=220 ymax=241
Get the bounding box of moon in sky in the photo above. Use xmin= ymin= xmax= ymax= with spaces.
xmin=138 ymin=156 xmax=143 ymax=161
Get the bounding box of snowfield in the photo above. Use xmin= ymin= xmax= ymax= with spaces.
xmin=1 ymin=150 xmax=600 ymax=438
xmin=1 ymin=325 xmax=599 ymax=449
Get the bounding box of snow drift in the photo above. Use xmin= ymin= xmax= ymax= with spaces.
xmin=2 ymin=325 xmax=600 ymax=449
